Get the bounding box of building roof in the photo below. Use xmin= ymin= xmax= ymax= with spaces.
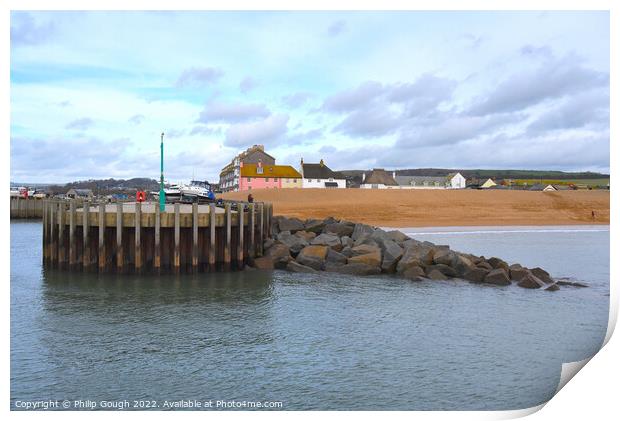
xmin=363 ymin=169 xmax=398 ymax=186
xmin=302 ymin=161 xmax=344 ymax=180
xmin=395 ymin=175 xmax=448 ymax=186
xmin=67 ymin=188 xmax=93 ymax=196
xmin=240 ymin=164 xmax=302 ymax=178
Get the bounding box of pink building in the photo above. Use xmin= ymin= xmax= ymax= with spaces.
xmin=238 ymin=161 xmax=302 ymax=191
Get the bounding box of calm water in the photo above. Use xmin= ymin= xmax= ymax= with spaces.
xmin=11 ymin=221 xmax=609 ymax=410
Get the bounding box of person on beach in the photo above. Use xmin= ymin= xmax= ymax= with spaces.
xmin=248 ymin=194 xmax=254 ymax=203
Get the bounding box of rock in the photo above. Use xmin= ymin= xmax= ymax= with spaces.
xmin=487 ymin=257 xmax=509 ymax=272
xmin=286 ymin=260 xmax=318 ymax=273
xmin=427 ymin=269 xmax=448 ymax=281
xmin=454 ymin=255 xmax=476 ymax=276
xmin=350 ymin=244 xmax=381 ymax=257
xmin=311 ymin=233 xmax=343 ymax=251
xmin=386 ymin=230 xmax=410 ymax=243
xmin=324 ymin=222 xmax=354 ymax=237
xmin=380 ymin=240 xmax=403 ymax=273
xmin=278 ymin=217 xmax=305 ymax=233
xmin=348 ymin=248 xmax=382 ymax=267
xmin=340 ymin=235 xmax=354 ymax=248
xmin=531 ymin=267 xmax=554 ymax=284
xmin=476 ymin=261 xmax=493 ymax=271
xmin=516 ymin=273 xmax=546 ymax=289
xmin=263 ymin=238 xmax=275 ymax=250
xmin=265 ymin=243 xmax=292 ymax=269
xmin=304 ymin=218 xmax=326 ymax=234
xmin=295 ymin=245 xmax=328 ymax=271
xmin=509 ymin=267 xmax=531 ymax=282
xmin=484 ymin=268 xmax=511 ymax=286
xmin=369 ymin=228 xmax=390 ymax=247
xmin=396 ymin=244 xmax=435 ymax=273
xmin=294 ymin=230 xmax=316 ymax=242
xmin=433 ymin=249 xmax=458 ymax=267
xmin=402 ymin=265 xmax=425 ymax=281
xmin=463 ymin=267 xmax=489 ymax=283
xmin=556 ymin=280 xmax=588 ymax=288
xmin=545 ymin=283 xmax=560 ymax=292
xmin=509 ymin=263 xmax=523 ymax=270
xmin=425 ymin=264 xmax=458 ymax=278
xmin=326 ymin=248 xmax=348 ymax=265
xmin=252 ymin=256 xmax=274 ymax=270
xmin=341 ymin=246 xmax=353 ymax=258
xmin=351 ymin=223 xmax=374 ymax=241
xmin=354 ymin=235 xmax=379 ymax=248
xmin=276 ymin=232 xmax=308 ymax=255
xmin=334 ymin=263 xmax=381 ymax=276
xmin=323 ymin=216 xmax=338 ymax=225
xmin=324 ymin=261 xmax=346 ymax=272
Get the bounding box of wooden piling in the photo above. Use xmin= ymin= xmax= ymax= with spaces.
xmin=135 ymin=202 xmax=142 ymax=272
xmin=69 ymin=200 xmax=76 ymax=268
xmin=192 ymin=203 xmax=199 ymax=272
xmin=83 ymin=200 xmax=90 ymax=271
xmin=50 ymin=201 xmax=57 ymax=267
xmin=57 ymin=201 xmax=66 ymax=268
xmin=174 ymin=203 xmax=180 ymax=273
xmin=224 ymin=203 xmax=231 ymax=270
xmin=209 ymin=203 xmax=216 ymax=270
xmin=249 ymin=203 xmax=255 ymax=258
xmin=154 ymin=203 xmax=161 ymax=272
xmin=98 ymin=202 xmax=105 ymax=272
xmin=42 ymin=200 xmax=47 ymax=264
xmin=258 ymin=203 xmax=264 ymax=256
xmin=238 ymin=203 xmax=244 ymax=269
xmin=116 ymin=202 xmax=123 ymax=273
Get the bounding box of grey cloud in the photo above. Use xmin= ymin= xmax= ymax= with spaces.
xmin=282 ymin=92 xmax=312 ymax=108
xmin=318 ymin=145 xmax=337 ymax=154
xmin=65 ymin=118 xmax=94 ymax=130
xmin=468 ymin=53 xmax=609 ymax=116
xmin=176 ymin=67 xmax=223 ymax=87
xmin=239 ymin=77 xmax=258 ymax=93
xmin=334 ymin=107 xmax=401 ymax=138
xmin=166 ymin=129 xmax=185 ymax=138
xmin=197 ymin=101 xmax=270 ymax=124
xmin=11 ymin=12 xmax=55 ymax=46
xmin=128 ymin=114 xmax=145 ymax=125
xmin=189 ymin=125 xmax=222 ymax=136
xmin=322 ymin=81 xmax=384 ymax=113
xmin=327 ymin=20 xmax=347 ymax=37
xmin=520 ymin=44 xmax=553 ymax=59
xmin=225 ymin=114 xmax=289 ymax=147
xmin=288 ymin=128 xmax=324 ymax=145
xmin=57 ymin=100 xmax=71 ymax=107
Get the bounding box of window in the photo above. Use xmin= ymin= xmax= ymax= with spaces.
xmin=293 ymin=179 xmax=297 ymax=183
xmin=257 ymin=167 xmax=264 ymax=174
xmin=248 ymin=186 xmax=252 ymax=190
xmin=274 ymin=178 xmax=278 ymax=182
xmin=265 ymin=177 xmax=270 ymax=182
xmin=247 ymin=177 xmax=251 ymax=182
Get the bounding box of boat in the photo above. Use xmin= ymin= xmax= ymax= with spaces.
xmin=180 ymin=180 xmax=216 ymax=201
xmin=151 ymin=182 xmax=182 ymax=200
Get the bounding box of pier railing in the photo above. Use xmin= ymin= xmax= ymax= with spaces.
xmin=41 ymin=199 xmax=273 ymax=273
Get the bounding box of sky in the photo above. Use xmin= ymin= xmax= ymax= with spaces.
xmin=10 ymin=10 xmax=610 ymax=184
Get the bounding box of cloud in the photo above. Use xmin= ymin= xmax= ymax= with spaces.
xmin=239 ymin=76 xmax=258 ymax=93
xmin=189 ymin=125 xmax=222 ymax=136
xmin=282 ymin=92 xmax=312 ymax=108
xmin=527 ymin=90 xmax=609 ymax=133
xmin=467 ymin=53 xmax=609 ymax=116
xmin=11 ymin=12 xmax=55 ymax=46
xmin=520 ymin=44 xmax=553 ymax=59
xmin=175 ymin=67 xmax=223 ymax=87
xmin=57 ymin=100 xmax=71 ymax=107
xmin=288 ymin=127 xmax=324 ymax=144
xmin=334 ymin=106 xmax=401 ymax=138
xmin=197 ymin=101 xmax=271 ymax=123
xmin=65 ymin=118 xmax=94 ymax=130
xmin=225 ymin=114 xmax=289 ymax=147
xmin=165 ymin=129 xmax=185 ymax=138
xmin=128 ymin=114 xmax=145 ymax=125
xmin=322 ymin=81 xmax=384 ymax=113
xmin=327 ymin=20 xmax=347 ymax=37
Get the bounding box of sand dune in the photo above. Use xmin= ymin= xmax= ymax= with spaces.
xmin=221 ymin=189 xmax=610 ymax=227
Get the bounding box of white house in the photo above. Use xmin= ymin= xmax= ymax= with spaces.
xmin=300 ymin=159 xmax=346 ymax=188
xmin=360 ymin=169 xmax=400 ymax=189
xmin=393 ymin=172 xmax=467 ymax=189
xmin=447 ymin=172 xmax=467 ymax=189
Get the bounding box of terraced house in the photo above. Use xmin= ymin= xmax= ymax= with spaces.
xmin=219 ymin=144 xmax=276 ymax=192
xmin=239 ymin=160 xmax=302 ymax=191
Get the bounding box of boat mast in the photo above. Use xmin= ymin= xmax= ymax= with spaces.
xmin=159 ymin=132 xmax=166 ymax=212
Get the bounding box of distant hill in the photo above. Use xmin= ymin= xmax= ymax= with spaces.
xmin=43 ymin=178 xmax=160 ymax=195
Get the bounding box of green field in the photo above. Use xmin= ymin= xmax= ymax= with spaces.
xmin=511 ymin=178 xmax=610 ymax=187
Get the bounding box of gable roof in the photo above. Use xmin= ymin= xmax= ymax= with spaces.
xmin=302 ymin=163 xmax=344 ymax=180
xmin=363 ymin=169 xmax=398 ymax=186
xmin=395 ymin=175 xmax=447 ymax=186
xmin=240 ymin=164 xmax=302 ymax=178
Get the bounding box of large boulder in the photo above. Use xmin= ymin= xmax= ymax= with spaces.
xmin=252 ymin=256 xmax=274 ymax=270
xmin=433 ymin=249 xmax=458 ymax=267
xmin=340 ymin=246 xmax=353 ymax=258
xmin=286 ymin=260 xmax=318 ymax=273
xmin=348 ymin=247 xmax=382 ymax=267
xmin=509 ymin=267 xmax=531 ymax=282
xmin=341 ymin=236 xmax=354 ymax=248
xmin=276 ymin=231 xmax=308 ymax=255
xmin=351 ymin=223 xmax=374 ymax=241
xmin=295 ymin=245 xmax=328 ymax=271
xmin=386 ymin=230 xmax=410 ymax=244
xmin=463 ymin=267 xmax=489 ymax=283
xmin=350 ymin=244 xmax=381 ymax=257
xmin=517 ymin=273 xmax=546 ymax=289
xmin=324 ymin=222 xmax=354 ymax=237
xmin=396 ymin=244 xmax=435 ymax=273
xmin=294 ymin=230 xmax=316 ymax=242
xmin=304 ymin=219 xmax=326 ymax=234
xmin=531 ymin=267 xmax=554 ymax=284
xmin=326 ymin=248 xmax=348 ymax=265
xmin=545 ymin=283 xmax=560 ymax=292
xmin=476 ymin=261 xmax=493 ymax=271
xmin=311 ymin=233 xmax=343 ymax=251
xmin=333 ymin=263 xmax=381 ymax=276
xmin=278 ymin=217 xmax=305 ymax=233
xmin=425 ymin=264 xmax=457 ymax=278
xmin=380 ymin=240 xmax=403 ymax=273
xmin=487 ymin=257 xmax=510 ymax=272
xmin=427 ymin=269 xmax=448 ymax=281
xmin=484 ymin=268 xmax=511 ymax=286
xmin=454 ymin=255 xmax=476 ymax=276
xmin=265 ymin=243 xmax=292 ymax=269
xmin=402 ymin=265 xmax=425 ymax=281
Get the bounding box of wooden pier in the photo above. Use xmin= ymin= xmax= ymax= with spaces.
xmin=41 ymin=199 xmax=273 ymax=273
xmin=10 ymin=197 xmax=44 ymax=219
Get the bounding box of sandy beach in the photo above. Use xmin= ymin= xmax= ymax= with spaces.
xmin=221 ymin=189 xmax=610 ymax=227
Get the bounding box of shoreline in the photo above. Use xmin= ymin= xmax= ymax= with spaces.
xmin=222 ymin=189 xmax=610 ymax=228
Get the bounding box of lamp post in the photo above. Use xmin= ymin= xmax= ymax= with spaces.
xmin=159 ymin=132 xmax=166 ymax=212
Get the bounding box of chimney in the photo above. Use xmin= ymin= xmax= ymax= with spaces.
xmin=392 ymin=171 xmax=396 ymax=179
xmin=239 ymin=161 xmax=244 ymax=168
xmin=362 ymin=172 xmax=366 ymax=182
xmin=257 ymin=159 xmax=262 ymax=168
xmin=320 ymin=159 xmax=324 ymax=167
xmin=300 ymin=157 xmax=304 ymax=166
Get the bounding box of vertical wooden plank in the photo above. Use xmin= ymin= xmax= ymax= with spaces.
xmin=209 ymin=203 xmax=216 ymax=270
xmin=268 ymin=203 xmax=273 ymax=238
xmin=50 ymin=201 xmax=57 ymax=267
xmin=258 ymin=202 xmax=264 ymax=256
xmin=249 ymin=203 xmax=255 ymax=258
xmin=224 ymin=203 xmax=231 ymax=270
xmin=98 ymin=202 xmax=105 ymax=272
xmin=174 ymin=203 xmax=180 ymax=272
xmin=238 ymin=203 xmax=244 ymax=269
xmin=192 ymin=203 xmax=199 ymax=272
xmin=58 ymin=201 xmax=66 ymax=267
xmin=135 ymin=202 xmax=142 ymax=272
xmin=69 ymin=200 xmax=76 ymax=268
xmin=83 ymin=200 xmax=90 ymax=271
xmin=41 ymin=200 xmax=47 ymax=264
xmin=116 ymin=202 xmax=123 ymax=273
xmin=154 ymin=202 xmax=161 ymax=272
